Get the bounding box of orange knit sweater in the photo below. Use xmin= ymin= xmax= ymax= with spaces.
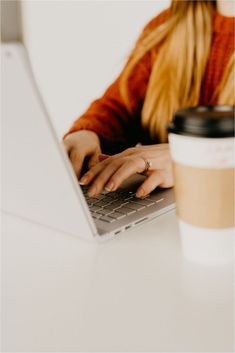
xmin=66 ymin=9 xmax=235 ymax=153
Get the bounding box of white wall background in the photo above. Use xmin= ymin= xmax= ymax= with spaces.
xmin=21 ymin=0 xmax=170 ymax=138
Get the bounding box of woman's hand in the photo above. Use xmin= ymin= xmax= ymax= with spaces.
xmin=79 ymin=144 xmax=174 ymax=198
xmin=63 ymin=130 xmax=101 ymax=178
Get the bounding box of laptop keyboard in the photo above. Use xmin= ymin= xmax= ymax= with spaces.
xmin=82 ymin=187 xmax=164 ymax=223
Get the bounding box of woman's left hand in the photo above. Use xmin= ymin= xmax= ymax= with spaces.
xmin=79 ymin=144 xmax=174 ymax=198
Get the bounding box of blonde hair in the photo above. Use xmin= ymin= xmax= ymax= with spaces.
xmin=120 ymin=0 xmax=235 ymax=142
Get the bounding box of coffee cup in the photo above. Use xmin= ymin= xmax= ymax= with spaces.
xmin=168 ymin=106 xmax=234 ymax=265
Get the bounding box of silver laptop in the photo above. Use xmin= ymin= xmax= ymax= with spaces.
xmin=1 ymin=3 xmax=175 ymax=241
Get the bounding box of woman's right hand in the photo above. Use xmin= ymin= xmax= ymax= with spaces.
xmin=63 ymin=130 xmax=102 ymax=179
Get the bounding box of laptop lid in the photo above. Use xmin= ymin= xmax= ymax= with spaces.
xmin=1 ymin=43 xmax=98 ymax=239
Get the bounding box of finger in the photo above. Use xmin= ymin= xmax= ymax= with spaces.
xmin=99 ymin=154 xmax=110 ymax=161
xmin=70 ymin=149 xmax=85 ymax=179
xmin=88 ymin=153 xmax=100 ymax=169
xmin=79 ymin=157 xmax=111 ymax=185
xmin=88 ymin=159 xmax=123 ymax=196
xmin=136 ymin=171 xmax=163 ymax=198
xmin=104 ymin=157 xmax=145 ymax=192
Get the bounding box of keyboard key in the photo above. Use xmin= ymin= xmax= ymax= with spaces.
xmin=95 ymin=200 xmax=112 ymax=207
xmin=109 ymin=212 xmax=126 ymax=220
xmin=132 ymin=199 xmax=155 ymax=207
xmin=109 ymin=200 xmax=128 ymax=209
xmin=90 ymin=205 xmax=103 ymax=212
xmin=119 ymin=190 xmax=134 ymax=196
xmin=105 ymin=193 xmax=119 ymax=200
xmin=91 ymin=212 xmax=102 ymax=219
xmin=145 ymin=196 xmax=164 ymax=203
xmin=125 ymin=202 xmax=145 ymax=211
xmin=102 ymin=196 xmax=114 ymax=203
xmin=100 ymin=215 xmax=115 ymax=223
xmin=89 ymin=197 xmax=100 ymax=202
xmin=121 ymin=193 xmax=133 ymax=200
xmin=97 ymin=209 xmax=113 ymax=216
xmin=94 ymin=194 xmax=106 ymax=201
xmin=86 ymin=198 xmax=100 ymax=206
xmin=117 ymin=206 xmax=136 ymax=215
xmin=104 ymin=204 xmax=117 ymax=211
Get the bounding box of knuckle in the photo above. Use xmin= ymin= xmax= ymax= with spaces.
xmin=111 ymin=159 xmax=121 ymax=168
xmin=126 ymin=147 xmax=135 ymax=154
xmin=125 ymin=155 xmax=134 ymax=163
xmin=100 ymin=157 xmax=112 ymax=167
xmin=136 ymin=156 xmax=144 ymax=164
xmin=135 ymin=157 xmax=145 ymax=172
xmin=128 ymin=159 xmax=137 ymax=168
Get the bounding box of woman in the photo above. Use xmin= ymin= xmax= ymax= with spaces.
xmin=64 ymin=0 xmax=234 ymax=198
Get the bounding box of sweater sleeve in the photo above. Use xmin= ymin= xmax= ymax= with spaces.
xmin=64 ymin=9 xmax=169 ymax=154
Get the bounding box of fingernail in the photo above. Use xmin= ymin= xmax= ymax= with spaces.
xmin=136 ymin=189 xmax=144 ymax=198
xmin=88 ymin=187 xmax=96 ymax=197
xmin=79 ymin=175 xmax=89 ymax=185
xmin=105 ymin=182 xmax=114 ymax=192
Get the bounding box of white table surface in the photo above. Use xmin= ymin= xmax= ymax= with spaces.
xmin=1 ymin=211 xmax=234 ymax=352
